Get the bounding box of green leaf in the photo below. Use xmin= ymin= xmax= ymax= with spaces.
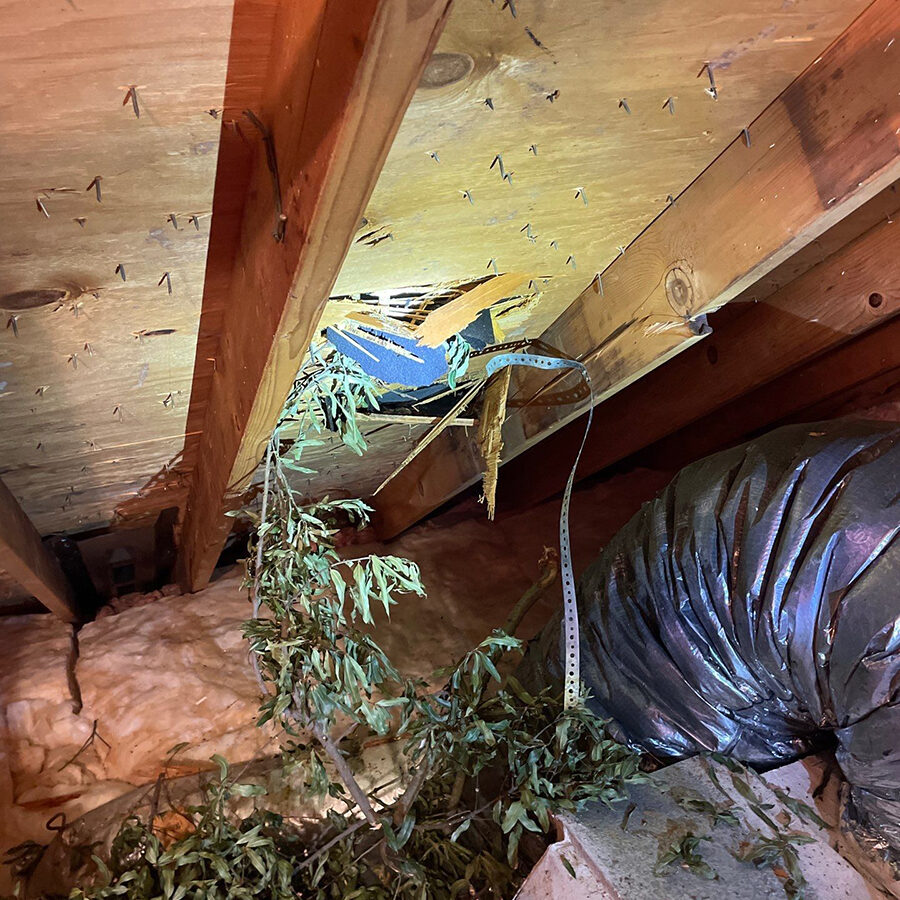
xmin=772 ymin=787 xmax=828 ymax=830
xmin=506 ymin=825 xmax=521 ymax=867
xmin=245 ymin=846 xmax=267 ymax=874
xmin=90 ymin=854 xmax=113 ymax=886
xmin=501 ymin=802 xmax=525 ymax=834
xmin=482 ymin=654 xmax=502 ymax=685
xmin=729 ymin=771 xmax=764 ymax=809
xmin=230 ymin=782 xmax=267 ymax=798
xmin=450 ymin=818 xmax=471 ymax=843
xmin=395 ymin=811 xmax=417 ymax=849
xmin=211 ymin=754 xmax=229 ymax=781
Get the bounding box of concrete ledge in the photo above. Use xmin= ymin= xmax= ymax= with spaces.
xmin=517 ymin=757 xmax=878 ymax=900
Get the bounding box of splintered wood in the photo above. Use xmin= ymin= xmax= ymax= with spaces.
xmin=413 ymin=273 xmax=528 ymax=347
xmin=478 ymin=365 xmax=511 ymax=519
xmin=373 ymin=379 xmax=483 ymax=496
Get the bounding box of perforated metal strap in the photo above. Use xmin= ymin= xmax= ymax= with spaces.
xmin=485 ymin=352 xmax=593 ymax=710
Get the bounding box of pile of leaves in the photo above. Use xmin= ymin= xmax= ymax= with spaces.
xmin=68 ymin=758 xmax=296 ymax=900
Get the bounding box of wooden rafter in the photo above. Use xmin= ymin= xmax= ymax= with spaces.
xmin=178 ymin=0 xmax=454 ymax=591
xmin=0 ymin=478 xmax=77 ymax=622
xmin=499 ymin=197 xmax=900 ymax=509
xmin=640 ymin=314 xmax=900 ymax=477
xmin=371 ymin=0 xmax=900 ymax=539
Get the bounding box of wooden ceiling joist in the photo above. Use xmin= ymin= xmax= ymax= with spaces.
xmin=371 ymin=0 xmax=900 ymax=539
xmin=178 ymin=0 xmax=454 ymax=591
xmin=0 ymin=478 xmax=77 ymax=622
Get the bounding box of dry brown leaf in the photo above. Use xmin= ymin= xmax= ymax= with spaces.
xmin=152 ymin=809 xmax=196 ymax=848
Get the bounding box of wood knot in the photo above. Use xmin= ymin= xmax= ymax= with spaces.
xmin=0 ymin=288 xmax=69 ymax=311
xmin=665 ymin=266 xmax=695 ymax=316
xmin=419 ymin=52 xmax=474 ymax=89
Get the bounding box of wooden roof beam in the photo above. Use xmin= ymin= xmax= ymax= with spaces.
xmin=371 ymin=0 xmax=900 ymax=539
xmin=636 ymin=313 xmax=900 ymax=479
xmin=0 ymin=478 xmax=78 ymax=622
xmin=497 ymin=195 xmax=900 ymax=510
xmin=178 ymin=0 xmax=454 ymax=591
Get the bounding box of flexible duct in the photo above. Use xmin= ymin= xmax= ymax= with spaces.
xmin=520 ymin=421 xmax=900 ymax=850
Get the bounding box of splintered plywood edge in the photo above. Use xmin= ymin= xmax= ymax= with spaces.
xmin=413 ymin=273 xmax=528 ymax=346
xmin=477 ymin=365 xmax=511 ymax=519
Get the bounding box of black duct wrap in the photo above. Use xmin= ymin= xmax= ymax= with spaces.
xmin=519 ymin=420 xmax=900 ymax=849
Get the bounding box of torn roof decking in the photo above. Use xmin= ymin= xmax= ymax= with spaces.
xmin=303 ymin=0 xmax=874 ymax=516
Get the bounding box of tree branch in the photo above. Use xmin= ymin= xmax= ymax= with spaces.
xmin=393 ymin=758 xmax=429 ymax=826
xmin=502 ymin=546 xmax=559 ymax=637
xmin=447 ymin=771 xmax=466 ymax=812
xmin=249 ymin=439 xmax=275 ymax=697
xmin=311 ymin=720 xmax=377 ymax=826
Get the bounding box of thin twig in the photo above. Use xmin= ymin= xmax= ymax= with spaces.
xmin=148 ymin=773 xmax=165 ymax=825
xmin=249 ymin=439 xmax=274 ymax=697
xmin=419 ymin=802 xmax=493 ymax=832
xmin=369 ymin=774 xmax=404 ymax=797
xmin=58 ymin=719 xmax=110 ymax=772
xmin=294 ymin=817 xmax=370 ymax=873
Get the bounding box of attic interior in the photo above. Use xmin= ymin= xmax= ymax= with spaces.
xmin=1 ymin=0 xmax=899 ymax=895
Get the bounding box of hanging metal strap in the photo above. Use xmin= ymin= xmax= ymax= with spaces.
xmin=484 ymin=352 xmax=593 ymax=710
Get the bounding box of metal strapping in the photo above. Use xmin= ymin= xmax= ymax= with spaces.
xmin=485 ymin=352 xmax=593 ymax=710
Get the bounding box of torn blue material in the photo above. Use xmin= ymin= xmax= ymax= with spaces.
xmin=326 ymin=318 xmax=448 ymax=387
